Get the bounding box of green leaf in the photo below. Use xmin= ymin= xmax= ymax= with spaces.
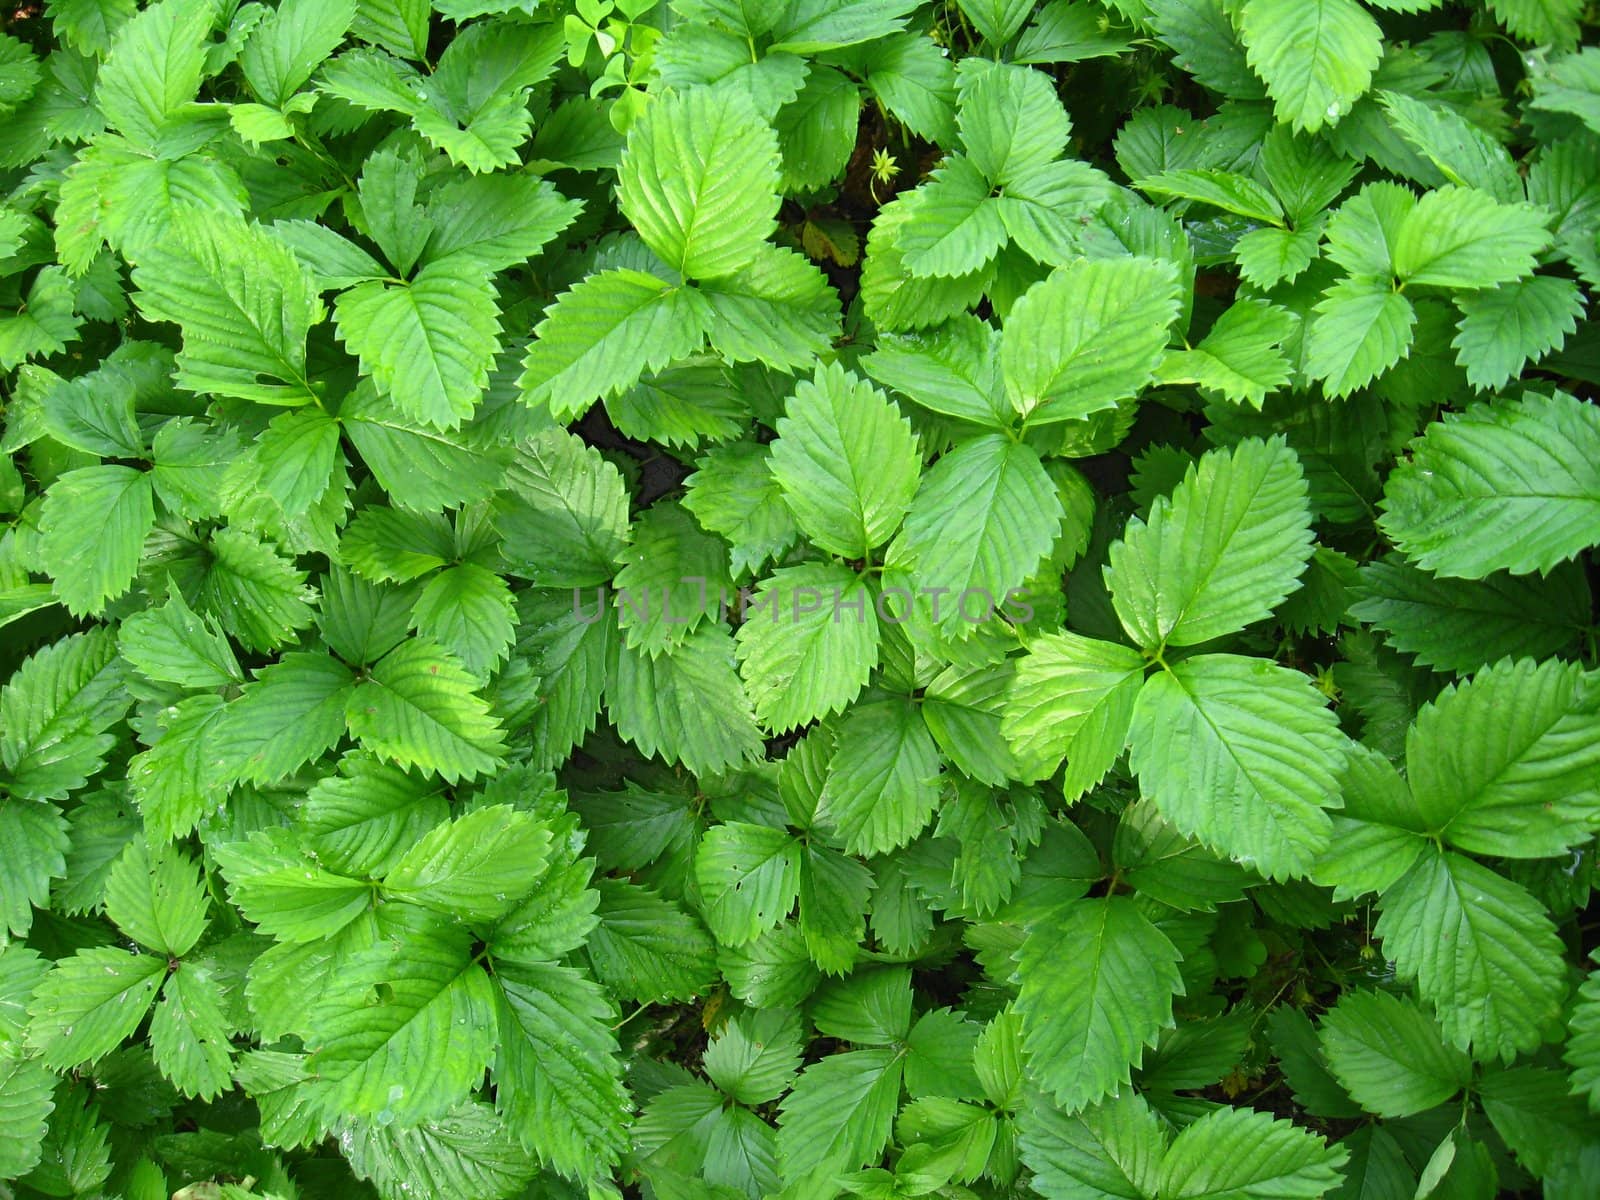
xmin=1003 ymin=633 xmax=1145 ymax=797
xmin=1318 ymin=989 xmax=1471 ymax=1117
xmin=410 ymin=563 xmax=516 ymax=679
xmin=1405 ymin=657 xmax=1600 ymax=858
xmin=346 ymin=639 xmax=507 ymax=784
xmin=957 ymin=0 xmax=1035 ymax=45
xmin=1375 ymin=849 xmax=1567 ymax=1060
xmin=1377 ymin=91 xmax=1521 ymax=203
xmin=1349 ymin=557 xmax=1591 ymax=673
xmin=735 ymin=562 xmax=879 ymax=732
xmin=698 ymin=243 xmax=842 ymax=371
xmin=302 ymin=754 xmax=448 ymax=878
xmin=897 ymin=156 xmax=1008 ymax=278
xmin=1018 ymin=1091 xmax=1166 ymax=1200
xmin=492 ymin=961 xmax=630 ymax=1179
xmin=240 ymin=0 xmax=357 ymax=108
xmin=27 ymin=948 xmax=164 ymax=1070
xmin=1156 ymin=299 xmax=1297 ymax=408
xmin=341 ymin=1099 xmax=539 ymax=1200
xmin=0 ymin=803 xmax=68 ymax=941
xmin=586 ymin=879 xmax=718 ymax=1004
xmin=195 ymin=527 xmax=319 ymax=653
xmin=93 ymin=0 xmax=212 ymax=146
xmin=1486 ymin=0 xmax=1583 ymax=48
xmin=1157 ymin=1106 xmax=1348 ymax=1199
xmin=818 ymin=699 xmax=941 ymax=856
xmin=38 ymin=465 xmax=156 ymax=617
xmin=1129 ymin=654 xmax=1347 ymax=881
xmin=1002 ymin=257 xmax=1181 ymax=423
xmin=149 ymin=965 xmax=234 ymax=1100
xmin=1451 ymin=275 xmax=1586 ymax=392
xmin=339 ymin=383 xmax=509 ymax=514
xmin=1015 ymin=896 xmax=1184 ymax=1112
xmin=777 ymin=1048 xmax=904 ymax=1177
xmin=705 ymin=1007 xmax=804 ymax=1105
xmin=618 ymin=87 xmax=779 ymax=280
xmin=1305 ymin=276 xmax=1416 ymax=399
xmin=214 ymin=827 xmax=373 ymax=943
xmin=609 ymin=621 xmax=765 ymax=776
xmin=1238 ymin=0 xmax=1381 ymax=133
xmin=130 ymin=213 xmax=322 ymax=405
xmin=385 ymin=805 xmax=550 ymax=922
xmin=422 ymin=173 xmax=583 ymax=273
xmin=307 ymin=920 xmax=497 ymax=1124
xmin=518 ymin=268 xmax=708 ymax=421
xmin=769 ymin=363 xmax=920 ymax=559
xmin=103 ymin=840 xmax=209 ymax=957
xmin=956 ymin=60 xmax=1070 ymax=186
xmin=0 ymin=1051 xmax=55 ymax=1180
xmin=1325 ymin=181 xmax=1415 ymax=278
xmin=1 ymin=628 xmax=130 ymax=803
xmin=695 ymin=822 xmax=802 ymax=946
xmin=212 ymin=652 xmax=355 ymax=786
xmin=1107 ymin=437 xmax=1314 ymax=650
xmin=1379 ymin=392 xmax=1600 ymax=578
xmin=863 ymin=314 xmax=1007 ymax=427
xmin=335 ymin=261 xmax=502 ymax=430
xmin=1137 ymin=168 xmax=1285 ymax=224
xmin=1566 ymin=960 xmax=1600 ymax=1111
xmin=127 ymin=695 xmax=230 ymax=844
xmin=684 ymin=440 xmax=801 ymax=577
xmin=1392 ymin=186 xmax=1552 ymax=289
xmin=494 ymin=428 xmax=630 ymax=587
xmin=900 ymin=434 xmax=1063 ymax=637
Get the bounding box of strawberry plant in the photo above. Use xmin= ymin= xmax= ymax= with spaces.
xmin=2 ymin=1 xmax=1600 ymax=1197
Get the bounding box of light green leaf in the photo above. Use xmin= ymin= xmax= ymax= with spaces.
xmin=1018 ymin=1091 xmax=1166 ymax=1200
xmin=1129 ymin=654 xmax=1347 ymax=881
xmin=240 ymin=0 xmax=357 ymax=108
xmin=346 ymin=639 xmax=506 ymax=783
xmin=212 ymin=652 xmax=355 ymax=786
xmin=1378 ymin=392 xmax=1600 ymax=578
xmin=150 ymin=965 xmax=234 ymax=1100
xmin=1015 ymin=896 xmax=1183 ymax=1112
xmin=38 ymin=465 xmax=155 ymax=617
xmin=1002 ymin=257 xmax=1181 ymax=423
xmin=586 ymin=879 xmax=718 ymax=1004
xmin=777 ymin=1048 xmax=904 ymax=1177
xmin=1305 ymin=276 xmax=1416 ymax=399
xmin=618 ymin=87 xmax=779 ymax=280
xmin=897 ymin=155 xmax=1008 ymax=278
xmin=301 ymin=754 xmax=449 ymax=878
xmin=0 ymin=628 xmax=130 ymax=803
xmin=94 ymin=0 xmax=212 ymax=146
xmin=127 ymin=695 xmax=230 ymax=844
xmin=1375 ymin=849 xmax=1567 ymax=1060
xmin=131 ymin=213 xmax=322 ymax=405
xmin=695 ymin=822 xmax=802 ymax=947
xmin=1392 ymin=186 xmax=1552 ymax=290
xmin=308 ymin=920 xmax=496 ymax=1124
xmin=818 ymin=699 xmax=941 ymax=856
xmin=103 ymin=840 xmax=208 ymax=957
xmin=341 ymin=1099 xmax=540 ymax=1200
xmin=900 ymin=434 xmax=1062 ymax=637
xmin=1158 ymin=1106 xmax=1348 ymax=1199
xmin=1156 ymin=299 xmax=1297 ymax=408
xmin=1406 ymin=657 xmax=1600 ymax=859
xmin=518 ymin=268 xmax=708 ymax=421
xmin=957 ymin=59 xmax=1070 ymax=185
xmin=736 ymin=562 xmax=879 ymax=733
xmin=410 ymin=563 xmax=516 ymax=679
xmin=254 ymin=407 xmax=342 ymax=517
xmin=1378 ymin=91 xmax=1521 ymax=203
xmin=0 ymin=1051 xmax=55 ymax=1181
xmin=492 ymin=961 xmax=630 ymax=1179
xmin=769 ymin=363 xmax=920 ymax=559
xmin=609 ymin=621 xmax=765 ymax=777
xmin=1002 ymin=632 xmax=1146 ymax=798
xmin=385 ymin=805 xmax=550 ymax=922
xmin=1107 ymin=437 xmax=1314 ymax=650
xmin=1238 ymin=0 xmax=1381 ymax=133
xmin=1451 ymin=275 xmax=1586 ymax=392
xmin=27 ymin=948 xmax=165 ymax=1069
xmin=335 ymin=261 xmax=502 ymax=430
xmin=494 ymin=428 xmax=630 ymax=588
xmin=1137 ymin=168 xmax=1285 ymax=224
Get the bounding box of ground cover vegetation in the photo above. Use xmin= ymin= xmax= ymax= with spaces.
xmin=1 ymin=0 xmax=1600 ymax=1196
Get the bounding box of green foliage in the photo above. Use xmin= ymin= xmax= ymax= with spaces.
xmin=2 ymin=2 xmax=1599 ymax=1199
